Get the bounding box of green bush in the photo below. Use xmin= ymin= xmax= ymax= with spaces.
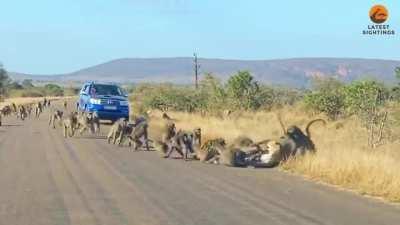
xmin=342 ymin=80 xmax=388 ymax=116
xmin=226 ymin=71 xmax=262 ymax=110
xmin=132 ymin=72 xmax=304 ymax=114
xmin=304 ymin=77 xmax=345 ymax=119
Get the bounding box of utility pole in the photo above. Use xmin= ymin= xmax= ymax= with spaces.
xmin=193 ymin=53 xmax=200 ymax=89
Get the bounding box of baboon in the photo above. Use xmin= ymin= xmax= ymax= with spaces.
xmin=154 ymin=122 xmax=176 ymax=157
xmin=49 ymin=109 xmax=64 ymax=129
xmin=278 ymin=118 xmax=326 ymax=160
xmin=17 ymin=105 xmax=27 ymax=120
xmin=191 ymin=127 xmax=201 ymax=152
xmin=162 ymin=112 xmax=172 ymax=120
xmin=91 ymin=112 xmax=100 ymax=134
xmin=1 ymin=105 xmax=12 ymax=117
xmin=26 ymin=104 xmax=32 ymax=117
xmin=62 ymin=112 xmax=78 ymax=138
xmin=107 ymin=118 xmax=128 ymax=145
xmin=35 ymin=102 xmax=43 ymax=118
xmin=166 ymin=127 xmax=201 ymax=159
xmin=11 ymin=103 xmax=17 ymax=114
xmin=0 ymin=112 xmax=2 ymax=126
xmin=223 ymin=109 xmax=233 ymax=117
xmin=76 ymin=112 xmax=94 ymax=135
xmin=63 ymin=101 xmax=68 ymax=109
xmin=47 ymin=100 xmax=51 ymax=107
xmin=165 ymin=130 xmax=193 ymax=160
xmin=127 ymin=116 xmax=150 ymax=151
xmin=43 ymin=98 xmax=47 ymax=108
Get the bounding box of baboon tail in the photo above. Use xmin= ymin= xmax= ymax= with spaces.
xmin=276 ymin=113 xmax=287 ymax=135
xmin=305 ymin=119 xmax=326 ymax=139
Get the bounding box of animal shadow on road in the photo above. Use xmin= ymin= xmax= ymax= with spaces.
xmin=75 ymin=135 xmax=107 ymax=140
xmin=1 ymin=124 xmax=22 ymax=127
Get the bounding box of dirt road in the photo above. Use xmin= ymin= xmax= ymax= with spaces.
xmin=0 ymin=104 xmax=399 ymax=225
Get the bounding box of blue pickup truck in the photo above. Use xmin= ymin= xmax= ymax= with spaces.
xmin=77 ymin=82 xmax=130 ymax=121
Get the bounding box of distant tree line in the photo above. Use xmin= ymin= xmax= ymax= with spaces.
xmin=0 ymin=64 xmax=78 ymax=99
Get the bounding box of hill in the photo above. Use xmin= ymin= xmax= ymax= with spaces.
xmin=9 ymin=57 xmax=400 ymax=87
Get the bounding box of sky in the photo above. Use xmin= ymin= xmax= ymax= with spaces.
xmin=0 ymin=0 xmax=399 ymax=74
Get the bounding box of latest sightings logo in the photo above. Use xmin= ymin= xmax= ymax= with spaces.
xmin=363 ymin=4 xmax=395 ymax=35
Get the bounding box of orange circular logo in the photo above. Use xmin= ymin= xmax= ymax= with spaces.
xmin=369 ymin=5 xmax=388 ymax=24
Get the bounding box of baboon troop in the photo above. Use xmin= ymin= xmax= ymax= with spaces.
xmin=151 ymin=113 xmax=326 ymax=168
xmin=0 ymin=97 xmax=326 ymax=170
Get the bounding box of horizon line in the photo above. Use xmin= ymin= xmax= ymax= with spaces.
xmin=8 ymin=56 xmax=400 ymax=76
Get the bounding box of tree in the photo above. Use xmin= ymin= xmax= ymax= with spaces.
xmin=342 ymin=80 xmax=389 ymax=148
xmin=7 ymin=81 xmax=23 ymax=90
xmin=44 ymin=83 xmax=64 ymax=96
xmin=391 ymin=67 xmax=400 ymax=101
xmin=395 ymin=67 xmax=400 ymax=80
xmin=226 ymin=71 xmax=261 ymax=110
xmin=0 ymin=63 xmax=10 ymax=95
xmin=21 ymin=79 xmax=34 ymax=88
xmin=304 ymin=77 xmax=345 ymax=119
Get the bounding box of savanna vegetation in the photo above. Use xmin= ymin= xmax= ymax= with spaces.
xmin=0 ymin=64 xmax=78 ymax=100
xmin=130 ymin=69 xmax=400 ymax=202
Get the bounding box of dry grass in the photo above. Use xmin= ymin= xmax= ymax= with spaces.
xmin=145 ymin=105 xmax=400 ymax=203
xmin=0 ymin=96 xmax=74 ymax=109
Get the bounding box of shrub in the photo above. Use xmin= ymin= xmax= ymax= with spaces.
xmin=304 ymin=77 xmax=345 ymax=119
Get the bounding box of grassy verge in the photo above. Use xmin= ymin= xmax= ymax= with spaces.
xmin=143 ymin=105 xmax=400 ymax=203
xmin=0 ymin=96 xmax=74 ymax=109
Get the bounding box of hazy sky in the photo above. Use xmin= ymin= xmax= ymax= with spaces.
xmin=0 ymin=0 xmax=398 ymax=74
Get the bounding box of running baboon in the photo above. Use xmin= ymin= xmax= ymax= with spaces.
xmin=35 ymin=102 xmax=43 ymax=118
xmin=107 ymin=118 xmax=128 ymax=145
xmin=91 ymin=112 xmax=100 ymax=134
xmin=26 ymin=104 xmax=32 ymax=117
xmin=17 ymin=105 xmax=27 ymax=120
xmin=62 ymin=112 xmax=78 ymax=138
xmin=43 ymin=98 xmax=47 ymax=108
xmin=278 ymin=118 xmax=326 ymax=160
xmin=49 ymin=109 xmax=64 ymax=129
xmin=11 ymin=103 xmax=17 ymax=114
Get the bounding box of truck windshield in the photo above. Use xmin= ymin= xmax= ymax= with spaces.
xmin=91 ymin=84 xmax=123 ymax=96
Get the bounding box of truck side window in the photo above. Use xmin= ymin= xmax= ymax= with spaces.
xmin=84 ymin=85 xmax=91 ymax=94
xmin=81 ymin=85 xmax=88 ymax=94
